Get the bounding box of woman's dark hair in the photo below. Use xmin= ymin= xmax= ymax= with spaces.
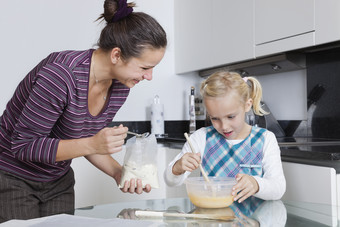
xmin=97 ymin=0 xmax=167 ymax=60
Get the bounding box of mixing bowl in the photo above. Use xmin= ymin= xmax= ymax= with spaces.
xmin=185 ymin=176 xmax=236 ymax=208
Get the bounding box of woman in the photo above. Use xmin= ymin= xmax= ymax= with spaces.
xmin=0 ymin=0 xmax=167 ymax=222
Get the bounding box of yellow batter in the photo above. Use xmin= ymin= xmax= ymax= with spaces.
xmin=188 ymin=193 xmax=234 ymax=208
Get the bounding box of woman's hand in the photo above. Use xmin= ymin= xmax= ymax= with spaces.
xmin=232 ymin=174 xmax=259 ymax=203
xmin=91 ymin=124 xmax=128 ymax=155
xmin=117 ymin=208 xmax=138 ymax=219
xmin=120 ymin=179 xmax=151 ymax=194
xmin=172 ymin=153 xmax=201 ymax=175
xmin=113 ymin=168 xmax=151 ymax=194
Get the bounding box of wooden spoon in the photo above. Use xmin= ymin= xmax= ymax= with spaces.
xmin=135 ymin=210 xmax=234 ymax=221
xmin=184 ymin=132 xmax=210 ymax=182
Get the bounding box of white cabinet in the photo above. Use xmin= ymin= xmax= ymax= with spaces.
xmin=315 ymin=0 xmax=340 ymax=45
xmin=282 ymin=162 xmax=338 ymax=226
xmin=71 ymin=145 xmax=168 ymax=208
xmin=174 ymin=0 xmax=254 ymax=74
xmin=175 ymin=1 xmax=340 ymax=74
xmin=71 ymin=145 xmax=194 ymax=208
xmin=254 ymin=0 xmax=314 ymax=57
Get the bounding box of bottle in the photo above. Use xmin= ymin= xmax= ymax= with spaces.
xmin=151 ymin=95 xmax=164 ymax=137
xmin=189 ymin=86 xmax=196 ymax=134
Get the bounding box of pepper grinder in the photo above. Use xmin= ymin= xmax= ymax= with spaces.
xmin=189 ymin=86 xmax=196 ymax=134
xmin=151 ymin=95 xmax=164 ymax=137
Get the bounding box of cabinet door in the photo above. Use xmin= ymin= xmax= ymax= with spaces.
xmin=212 ymin=0 xmax=254 ymax=67
xmin=72 ymin=146 xmax=167 ymax=208
xmin=315 ymin=0 xmax=340 ymax=45
xmin=282 ymin=162 xmax=337 ymax=226
xmin=175 ymin=0 xmax=254 ymax=74
xmin=255 ymin=0 xmax=314 ymax=57
xmin=174 ymin=0 xmax=214 ymax=74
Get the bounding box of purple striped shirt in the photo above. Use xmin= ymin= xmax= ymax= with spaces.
xmin=0 ymin=49 xmax=130 ymax=182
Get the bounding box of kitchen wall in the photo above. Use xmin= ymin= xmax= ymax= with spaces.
xmin=257 ymin=69 xmax=307 ymax=121
xmin=0 ymin=0 xmax=203 ymax=122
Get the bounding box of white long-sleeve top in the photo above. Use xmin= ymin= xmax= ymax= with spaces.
xmin=164 ymin=127 xmax=286 ymax=200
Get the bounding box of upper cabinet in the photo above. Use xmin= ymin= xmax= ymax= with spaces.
xmin=174 ymin=0 xmax=254 ymax=74
xmin=315 ymin=1 xmax=340 ymax=45
xmin=254 ymin=0 xmax=314 ymax=57
xmin=175 ymin=0 xmax=340 ymax=74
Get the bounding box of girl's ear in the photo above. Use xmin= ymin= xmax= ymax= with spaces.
xmin=110 ymin=47 xmax=121 ymax=64
xmin=245 ymin=98 xmax=253 ymax=112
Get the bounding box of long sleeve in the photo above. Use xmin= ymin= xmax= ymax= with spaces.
xmin=164 ymin=127 xmax=207 ymax=186
xmin=253 ymin=131 xmax=286 ymax=200
xmin=164 ymin=127 xmax=286 ymax=201
xmin=0 ymin=50 xmax=130 ymax=181
xmin=9 ymin=62 xmax=71 ymax=164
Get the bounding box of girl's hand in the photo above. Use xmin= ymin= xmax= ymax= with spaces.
xmin=232 ymin=211 xmax=260 ymax=227
xmin=120 ymin=179 xmax=151 ymax=194
xmin=91 ymin=124 xmax=128 ymax=155
xmin=172 ymin=153 xmax=201 ymax=175
xmin=232 ymin=173 xmax=259 ymax=203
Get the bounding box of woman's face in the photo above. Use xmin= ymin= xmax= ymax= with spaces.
xmin=205 ymin=92 xmax=252 ymax=140
xmin=114 ymin=48 xmax=165 ymax=88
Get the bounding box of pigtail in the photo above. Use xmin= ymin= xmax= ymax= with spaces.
xmin=247 ymin=77 xmax=269 ymax=116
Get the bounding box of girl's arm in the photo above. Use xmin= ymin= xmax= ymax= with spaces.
xmin=253 ymin=131 xmax=286 ymax=200
xmin=164 ymin=128 xmax=207 ymax=187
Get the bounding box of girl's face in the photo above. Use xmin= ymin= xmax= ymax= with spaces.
xmin=205 ymin=91 xmax=252 ymax=140
xmin=113 ymin=48 xmax=165 ymax=88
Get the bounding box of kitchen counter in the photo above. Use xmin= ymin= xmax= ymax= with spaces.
xmin=159 ymin=135 xmax=340 ymax=172
xmin=74 ymin=197 xmax=337 ymax=226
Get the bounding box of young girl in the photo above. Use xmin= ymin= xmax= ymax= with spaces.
xmin=164 ymin=71 xmax=286 ymax=203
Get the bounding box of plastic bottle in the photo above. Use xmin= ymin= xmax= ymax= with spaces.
xmin=151 ymin=95 xmax=164 ymax=137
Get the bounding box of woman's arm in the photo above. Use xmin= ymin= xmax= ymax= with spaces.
xmin=85 ymin=153 xmax=151 ymax=194
xmin=56 ymin=125 xmax=127 ymax=161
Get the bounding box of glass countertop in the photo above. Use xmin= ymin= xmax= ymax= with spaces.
xmin=74 ymin=197 xmax=338 ymax=226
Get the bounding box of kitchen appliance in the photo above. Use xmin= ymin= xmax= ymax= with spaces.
xmin=199 ymin=53 xmax=306 ymax=78
xmin=151 ymin=95 xmax=164 ymax=136
xmin=248 ymin=101 xmax=286 ymax=137
xmin=189 ymin=86 xmax=196 ymax=134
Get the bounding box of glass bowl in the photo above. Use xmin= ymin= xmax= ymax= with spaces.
xmin=185 ymin=176 xmax=236 ymax=208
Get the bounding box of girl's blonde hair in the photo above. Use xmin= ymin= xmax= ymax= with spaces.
xmin=200 ymin=71 xmax=268 ymax=116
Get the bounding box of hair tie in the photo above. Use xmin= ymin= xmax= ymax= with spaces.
xmin=242 ymin=77 xmax=248 ymax=82
xmin=111 ymin=0 xmax=133 ymax=22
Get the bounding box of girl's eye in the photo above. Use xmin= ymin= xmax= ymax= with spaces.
xmin=210 ymin=117 xmax=218 ymax=121
xmin=228 ymin=115 xmax=235 ymax=119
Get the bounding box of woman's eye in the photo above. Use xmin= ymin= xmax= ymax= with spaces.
xmin=228 ymin=116 xmax=235 ymax=119
xmin=210 ymin=117 xmax=218 ymax=121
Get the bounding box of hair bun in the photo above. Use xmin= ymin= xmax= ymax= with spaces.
xmin=111 ymin=0 xmax=134 ymax=22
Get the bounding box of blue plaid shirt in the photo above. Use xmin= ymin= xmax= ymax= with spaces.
xmin=202 ymin=126 xmax=266 ymax=177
